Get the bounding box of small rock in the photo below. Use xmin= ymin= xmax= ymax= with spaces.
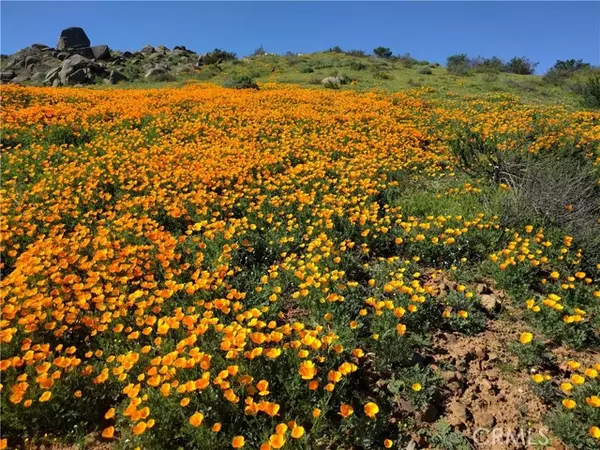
xmin=446 ymin=400 xmax=468 ymax=426
xmin=480 ymin=294 xmax=500 ymax=312
xmin=473 ymin=410 xmax=496 ymax=428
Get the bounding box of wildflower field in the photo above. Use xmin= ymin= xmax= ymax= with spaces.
xmin=1 ymin=83 xmax=599 ymax=449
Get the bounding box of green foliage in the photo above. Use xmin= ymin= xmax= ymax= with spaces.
xmin=446 ymin=53 xmax=471 ymax=76
xmin=504 ymin=57 xmax=538 ymax=75
xmin=428 ymin=419 xmax=472 ymax=450
xmin=203 ymin=48 xmax=237 ymax=65
xmin=223 ymin=75 xmax=259 ymax=90
xmin=572 ymin=72 xmax=600 ymax=108
xmin=417 ymin=66 xmax=433 ymax=75
xmin=373 ymin=47 xmax=393 ymax=59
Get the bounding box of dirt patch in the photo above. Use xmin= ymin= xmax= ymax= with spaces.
xmin=431 ymin=319 xmax=565 ymax=450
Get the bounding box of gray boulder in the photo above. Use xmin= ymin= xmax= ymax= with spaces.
xmin=11 ymin=73 xmax=31 ymax=84
xmin=145 ymin=67 xmax=167 ymax=77
xmin=57 ymin=52 xmax=69 ymax=61
xmin=59 ymin=54 xmax=99 ymax=85
xmin=156 ymin=45 xmax=170 ymax=54
xmin=31 ymin=72 xmax=46 ymax=83
xmin=63 ymin=68 xmax=89 ymax=85
xmin=321 ymin=76 xmax=349 ymax=88
xmin=44 ymin=66 xmax=61 ymax=85
xmin=140 ymin=45 xmax=155 ymax=54
xmin=57 ymin=27 xmax=91 ymax=51
xmin=91 ymin=45 xmax=110 ymax=60
xmin=31 ymin=43 xmax=49 ymax=50
xmin=107 ymin=70 xmax=128 ymax=84
xmin=1 ymin=70 xmax=16 ymax=82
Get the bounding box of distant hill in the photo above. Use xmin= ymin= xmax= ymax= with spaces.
xmin=0 ymin=27 xmax=596 ymax=108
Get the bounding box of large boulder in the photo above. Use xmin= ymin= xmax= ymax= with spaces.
xmin=44 ymin=66 xmax=61 ymax=85
xmin=57 ymin=27 xmax=91 ymax=52
xmin=0 ymin=70 xmax=16 ymax=82
xmin=140 ymin=45 xmax=155 ymax=55
xmin=91 ymin=45 xmax=110 ymax=60
xmin=145 ymin=67 xmax=168 ymax=78
xmin=106 ymin=70 xmax=128 ymax=84
xmin=59 ymin=54 xmax=100 ymax=85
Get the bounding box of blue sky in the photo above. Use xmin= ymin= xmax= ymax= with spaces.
xmin=1 ymin=1 xmax=598 ymax=72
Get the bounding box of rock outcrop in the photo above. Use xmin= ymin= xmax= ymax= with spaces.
xmin=0 ymin=26 xmax=202 ymax=86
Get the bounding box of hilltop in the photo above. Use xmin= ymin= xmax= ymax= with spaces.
xmin=1 ymin=27 xmax=597 ymax=108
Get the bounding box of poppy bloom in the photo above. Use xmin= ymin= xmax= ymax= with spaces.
xmin=364 ymin=402 xmax=379 ymax=418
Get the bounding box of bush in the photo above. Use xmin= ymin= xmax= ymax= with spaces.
xmin=328 ymin=46 xmax=344 ymax=53
xmin=448 ymin=127 xmax=600 ymax=263
xmin=223 ymin=75 xmax=259 ymax=90
xmin=481 ymin=72 xmax=499 ymax=83
xmin=545 ymin=59 xmax=591 ymax=84
xmin=397 ymin=52 xmax=417 ymax=68
xmin=504 ymin=57 xmax=538 ymax=75
xmin=571 ymin=72 xmax=600 ymax=108
xmin=251 ymin=46 xmax=266 ymax=57
xmin=374 ymin=71 xmax=394 ymax=80
xmin=348 ymin=61 xmax=367 ymax=71
xmin=346 ymin=49 xmax=366 ymax=57
xmin=299 ymin=66 xmax=314 ymax=73
xmin=203 ymin=48 xmax=237 ymax=65
xmin=446 ymin=53 xmax=471 ymax=76
xmin=471 ymin=56 xmax=505 ymax=73
xmin=373 ymin=46 xmax=393 ymax=59
xmin=417 ymin=66 xmax=432 ymax=75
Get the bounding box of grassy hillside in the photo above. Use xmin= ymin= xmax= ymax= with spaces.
xmin=102 ymin=51 xmax=583 ymax=107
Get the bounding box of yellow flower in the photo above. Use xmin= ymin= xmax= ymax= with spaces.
xmin=411 ymin=383 xmax=422 ymax=391
xmin=39 ymin=391 xmax=52 ymax=402
xmin=101 ymin=426 xmax=115 ymax=439
xmin=291 ymin=425 xmax=305 ymax=439
xmin=269 ymin=434 xmax=286 ymax=449
xmin=339 ymin=403 xmax=354 ymax=418
xmin=589 ymin=426 xmax=600 ymax=439
xmin=519 ymin=332 xmax=533 ymax=344
xmin=298 ymin=360 xmax=317 ymax=380
xmin=571 ymin=374 xmax=585 ymax=385
xmin=312 ymin=408 xmax=321 ymax=418
xmin=189 ymin=412 xmax=204 ymax=428
xmin=384 ymin=439 xmax=393 ymax=448
xmin=531 ymin=374 xmax=545 ymax=383
xmin=562 ymin=399 xmax=576 ymax=409
xmin=364 ymin=402 xmax=379 ymax=418
xmin=232 ymin=436 xmax=245 ymax=448
xmin=132 ymin=421 xmax=147 ymax=435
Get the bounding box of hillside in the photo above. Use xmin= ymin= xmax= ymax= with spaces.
xmin=0 ymin=27 xmax=587 ymax=108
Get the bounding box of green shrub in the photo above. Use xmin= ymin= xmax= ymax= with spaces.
xmin=299 ymin=66 xmax=314 ymax=73
xmin=446 ymin=53 xmax=471 ymax=76
xmin=417 ymin=66 xmax=433 ymax=75
xmin=349 ymin=61 xmax=367 ymax=71
xmin=544 ymin=59 xmax=591 ymax=85
xmin=481 ymin=72 xmax=499 ymax=82
xmin=572 ymin=72 xmax=600 ymax=108
xmin=374 ymin=71 xmax=394 ymax=80
xmin=223 ymin=75 xmax=259 ymax=90
xmin=203 ymin=48 xmax=237 ymax=65
xmin=373 ymin=46 xmax=393 ymax=59
xmin=504 ymin=57 xmax=538 ymax=75
xmin=346 ymin=49 xmax=367 ymax=57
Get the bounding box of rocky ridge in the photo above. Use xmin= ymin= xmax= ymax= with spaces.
xmin=0 ymin=27 xmax=207 ymax=86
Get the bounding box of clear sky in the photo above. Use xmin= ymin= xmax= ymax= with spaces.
xmin=1 ymin=1 xmax=599 ymax=73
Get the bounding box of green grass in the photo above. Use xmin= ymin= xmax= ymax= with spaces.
xmin=92 ymin=52 xmax=582 ymax=107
